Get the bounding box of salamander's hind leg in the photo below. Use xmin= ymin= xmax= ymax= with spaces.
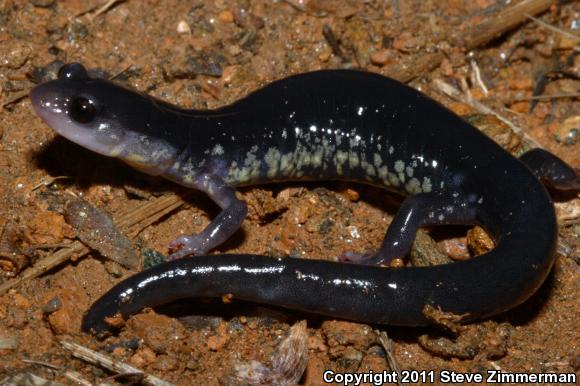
xmin=168 ymin=174 xmax=247 ymax=259
xmin=519 ymin=148 xmax=579 ymax=191
xmin=342 ymin=192 xmax=479 ymax=266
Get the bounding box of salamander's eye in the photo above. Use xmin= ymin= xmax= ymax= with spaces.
xmin=70 ymin=97 xmax=97 ymax=123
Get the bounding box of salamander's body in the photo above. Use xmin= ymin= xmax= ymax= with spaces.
xmin=30 ymin=63 xmax=577 ymax=336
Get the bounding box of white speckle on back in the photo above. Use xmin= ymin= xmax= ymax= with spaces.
xmin=422 ymin=177 xmax=432 ymax=192
xmin=211 ymin=144 xmax=224 ymax=155
xmin=373 ymin=153 xmax=382 ymax=168
xmin=394 ymin=160 xmax=405 ymax=173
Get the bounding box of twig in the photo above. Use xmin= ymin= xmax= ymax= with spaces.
xmin=22 ymin=360 xmax=92 ymax=386
xmin=115 ymin=193 xmax=185 ymax=238
xmin=0 ymin=372 xmax=64 ymax=386
xmin=92 ymin=0 xmax=126 ymax=18
xmin=0 ymin=194 xmax=185 ymax=296
xmin=63 ymin=370 xmax=93 ymax=386
xmin=433 ymin=78 xmax=542 ymax=148
xmin=22 ymin=359 xmax=61 ymax=370
xmin=0 ymin=242 xmax=88 ymax=296
xmin=31 ymin=176 xmax=70 ymax=191
xmin=376 ymin=330 xmax=403 ymax=386
xmin=470 ymin=59 xmax=489 ymax=96
xmin=383 ymin=0 xmax=556 ymax=83
xmin=110 ymin=63 xmax=134 ymax=80
xmin=526 ymin=14 xmax=580 ymax=47
xmin=1 ymin=90 xmax=29 ymax=109
xmin=322 ymin=24 xmax=348 ymax=63
xmin=463 ymin=0 xmax=556 ymax=50
xmin=60 ymin=340 xmax=175 ymax=386
xmin=282 ymin=0 xmax=306 ymax=12
xmin=510 ymin=92 xmax=580 ymax=102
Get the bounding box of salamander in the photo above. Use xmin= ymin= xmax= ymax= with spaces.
xmin=30 ymin=63 xmax=579 ymax=336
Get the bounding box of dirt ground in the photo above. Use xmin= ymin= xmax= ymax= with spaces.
xmin=0 ymin=0 xmax=579 ymax=385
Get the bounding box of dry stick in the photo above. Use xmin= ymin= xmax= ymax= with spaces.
xmin=60 ymin=340 xmax=175 ymax=386
xmin=525 ymin=14 xmax=580 ymax=45
xmin=22 ymin=359 xmax=93 ymax=386
xmin=383 ymin=0 xmax=556 ymax=83
xmin=376 ymin=330 xmax=403 ymax=386
xmin=511 ymin=92 xmax=580 ymax=102
xmin=463 ymin=0 xmax=556 ymax=49
xmin=0 ymin=242 xmax=87 ymax=296
xmin=1 ymin=90 xmax=29 ymax=108
xmin=62 ymin=371 xmax=93 ymax=386
xmin=433 ymin=78 xmax=542 ymax=148
xmin=92 ymin=0 xmax=126 ymax=18
xmin=115 ymin=193 xmax=184 ymax=230
xmin=124 ymin=198 xmax=184 ymax=238
xmin=0 ymin=194 xmax=185 ymax=296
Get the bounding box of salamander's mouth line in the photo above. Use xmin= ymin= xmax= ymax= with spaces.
xmin=30 ymin=63 xmax=571 ymax=335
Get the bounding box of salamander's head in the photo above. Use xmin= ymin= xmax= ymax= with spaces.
xmin=30 ymin=63 xmax=178 ymax=175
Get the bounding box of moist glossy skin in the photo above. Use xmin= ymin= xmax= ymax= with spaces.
xmin=30 ymin=63 xmax=574 ymax=336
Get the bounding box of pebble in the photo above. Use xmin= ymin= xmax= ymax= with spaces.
xmin=342 ymin=188 xmax=360 ymax=202
xmin=218 ymin=10 xmax=234 ymax=23
xmin=176 ymin=20 xmax=191 ymax=34
xmin=369 ymin=49 xmax=393 ymax=66
xmin=555 ymin=115 xmax=579 ymax=146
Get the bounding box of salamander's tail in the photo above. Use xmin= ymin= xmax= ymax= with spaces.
xmin=519 ymin=148 xmax=580 ymax=191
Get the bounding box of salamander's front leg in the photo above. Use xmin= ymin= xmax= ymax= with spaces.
xmin=168 ymin=174 xmax=247 ymax=259
xmin=343 ymin=192 xmax=479 ymax=266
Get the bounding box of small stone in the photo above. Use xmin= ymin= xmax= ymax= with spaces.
xmin=128 ymin=310 xmax=187 ymax=354
xmin=555 ymin=115 xmax=579 ymax=145
xmin=307 ymin=335 xmax=327 ymax=352
xmin=438 ymin=238 xmax=470 ymax=261
xmin=112 ymin=346 xmax=126 ymax=357
xmin=440 ymin=58 xmax=453 ymax=77
xmin=176 ymin=20 xmax=191 ymax=34
xmin=221 ymin=65 xmax=238 ymax=83
xmin=42 ymin=296 xmax=62 ymax=314
xmin=322 ymin=321 xmax=375 ymax=351
xmin=12 ymin=293 xmax=30 ymax=309
xmin=467 ymin=226 xmax=494 ymax=256
xmin=151 ymin=354 xmax=179 ymax=371
xmin=318 ymin=47 xmax=332 ymax=62
xmin=130 ymin=346 xmax=157 ymax=367
xmin=207 ymin=322 xmax=229 ymax=351
xmin=369 ymin=49 xmax=393 ymax=66
xmin=218 ymin=10 xmax=234 ymax=23
xmin=392 ymin=31 xmax=413 ymax=52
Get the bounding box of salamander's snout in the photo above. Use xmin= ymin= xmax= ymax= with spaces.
xmin=30 ymin=81 xmax=69 ymax=129
xmin=30 ymin=72 xmax=127 ymax=158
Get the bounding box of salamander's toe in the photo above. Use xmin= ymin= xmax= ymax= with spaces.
xmin=167 ymin=234 xmax=209 ymax=259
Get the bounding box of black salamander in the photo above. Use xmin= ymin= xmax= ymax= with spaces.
xmin=30 ymin=63 xmax=579 ymax=336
